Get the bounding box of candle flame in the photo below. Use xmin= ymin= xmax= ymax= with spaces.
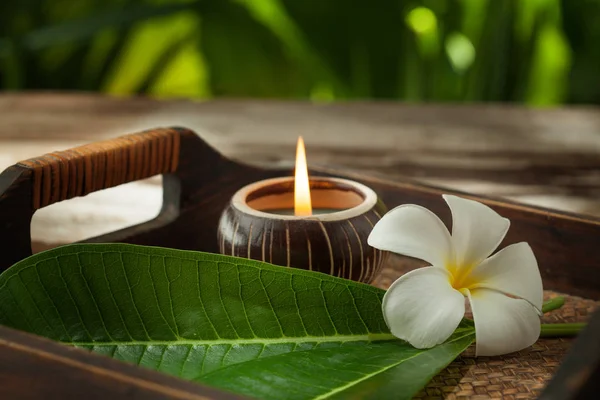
xmin=294 ymin=136 xmax=312 ymax=216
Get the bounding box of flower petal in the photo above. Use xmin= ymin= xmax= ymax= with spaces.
xmin=368 ymin=204 xmax=453 ymax=267
xmin=468 ymin=242 xmax=543 ymax=310
xmin=468 ymin=288 xmax=541 ymax=356
xmin=443 ymin=195 xmax=510 ymax=269
xmin=382 ymin=266 xmax=465 ymax=349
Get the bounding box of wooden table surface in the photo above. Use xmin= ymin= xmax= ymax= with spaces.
xmin=1 ymin=92 xmax=600 ymax=248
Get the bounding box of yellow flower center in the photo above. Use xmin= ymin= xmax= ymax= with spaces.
xmin=447 ymin=262 xmax=477 ymax=294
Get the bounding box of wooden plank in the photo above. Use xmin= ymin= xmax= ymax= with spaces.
xmin=1 ymin=94 xmax=600 ymax=223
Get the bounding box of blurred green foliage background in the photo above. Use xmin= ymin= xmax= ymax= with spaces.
xmin=1 ymin=0 xmax=598 ymax=106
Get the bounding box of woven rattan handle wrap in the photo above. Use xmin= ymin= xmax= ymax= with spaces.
xmin=17 ymin=128 xmax=180 ymax=210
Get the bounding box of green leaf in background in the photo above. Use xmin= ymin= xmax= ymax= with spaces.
xmin=199 ymin=1 xmax=307 ymax=98
xmin=0 ymin=244 xmax=474 ymax=399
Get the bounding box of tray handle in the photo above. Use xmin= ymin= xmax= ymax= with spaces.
xmin=18 ymin=128 xmax=180 ymax=209
xmin=0 ymin=126 xmax=234 ymax=269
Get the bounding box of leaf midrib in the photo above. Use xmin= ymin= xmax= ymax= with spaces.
xmin=311 ymin=331 xmax=475 ymax=400
xmin=68 ymin=332 xmax=397 ymax=347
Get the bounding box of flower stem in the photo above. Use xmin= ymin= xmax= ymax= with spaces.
xmin=540 ymin=323 xmax=586 ymax=337
xmin=538 ymin=297 xmax=586 ymax=337
xmin=542 ymin=297 xmax=565 ymax=313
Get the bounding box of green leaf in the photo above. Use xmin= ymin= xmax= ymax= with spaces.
xmin=8 ymin=2 xmax=201 ymax=51
xmin=280 ymin=0 xmax=410 ymax=99
xmin=199 ymin=1 xmax=307 ymax=98
xmin=0 ymin=244 xmax=474 ymax=399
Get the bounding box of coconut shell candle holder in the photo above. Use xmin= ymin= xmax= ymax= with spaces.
xmin=217 ymin=176 xmax=389 ymax=283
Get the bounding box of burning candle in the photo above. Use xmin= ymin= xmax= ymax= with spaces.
xmin=217 ymin=137 xmax=389 ymax=283
xmin=294 ymin=136 xmax=312 ymax=216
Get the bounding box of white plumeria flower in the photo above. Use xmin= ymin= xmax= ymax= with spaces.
xmin=368 ymin=195 xmax=543 ymax=356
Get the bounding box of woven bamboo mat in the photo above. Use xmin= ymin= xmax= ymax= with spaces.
xmin=373 ymin=259 xmax=599 ymax=400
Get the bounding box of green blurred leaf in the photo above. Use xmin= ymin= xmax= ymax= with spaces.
xmin=1 ymin=2 xmax=199 ymax=53
xmin=200 ymin=1 xmax=305 ymax=97
xmin=102 ymin=11 xmax=203 ymax=96
xmin=280 ymin=0 xmax=409 ymax=98
xmin=526 ymin=21 xmax=571 ymax=106
xmin=464 ymin=0 xmax=513 ymax=101
xmin=445 ymin=32 xmax=475 ymax=73
xmin=238 ymin=0 xmax=343 ymax=99
xmin=134 ymin=29 xmax=197 ymax=94
xmin=82 ymin=28 xmax=133 ymax=90
xmin=0 ymin=243 xmax=474 ymax=399
xmin=0 ymin=1 xmax=202 ymax=91
xmin=560 ymin=0 xmax=600 ymax=104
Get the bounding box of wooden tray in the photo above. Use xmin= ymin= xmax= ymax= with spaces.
xmin=0 ymin=127 xmax=598 ymax=399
